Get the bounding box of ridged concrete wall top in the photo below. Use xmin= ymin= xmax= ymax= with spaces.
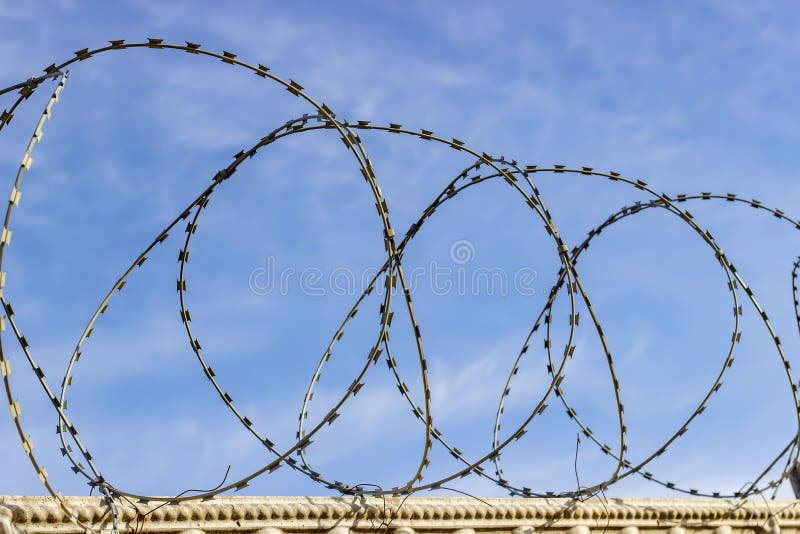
xmin=0 ymin=497 xmax=795 ymax=534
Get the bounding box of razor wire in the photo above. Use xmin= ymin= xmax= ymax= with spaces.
xmin=1 ymin=39 xmax=799 ymax=533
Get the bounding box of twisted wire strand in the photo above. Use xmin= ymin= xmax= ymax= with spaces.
xmin=0 ymin=39 xmax=799 ymax=533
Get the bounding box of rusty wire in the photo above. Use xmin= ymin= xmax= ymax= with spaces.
xmin=1 ymin=39 xmax=800 ymax=533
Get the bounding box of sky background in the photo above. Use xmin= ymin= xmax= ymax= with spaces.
xmin=2 ymin=0 xmax=800 ymax=499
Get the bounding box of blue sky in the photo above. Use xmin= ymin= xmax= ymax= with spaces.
xmin=2 ymin=0 xmax=800 ymax=499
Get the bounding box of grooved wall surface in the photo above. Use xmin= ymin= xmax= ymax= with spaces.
xmin=0 ymin=497 xmax=796 ymax=534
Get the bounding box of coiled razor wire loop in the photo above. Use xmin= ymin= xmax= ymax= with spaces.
xmin=0 ymin=39 xmax=799 ymax=532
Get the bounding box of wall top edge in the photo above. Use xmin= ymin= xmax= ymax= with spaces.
xmin=2 ymin=496 xmax=800 ymax=530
